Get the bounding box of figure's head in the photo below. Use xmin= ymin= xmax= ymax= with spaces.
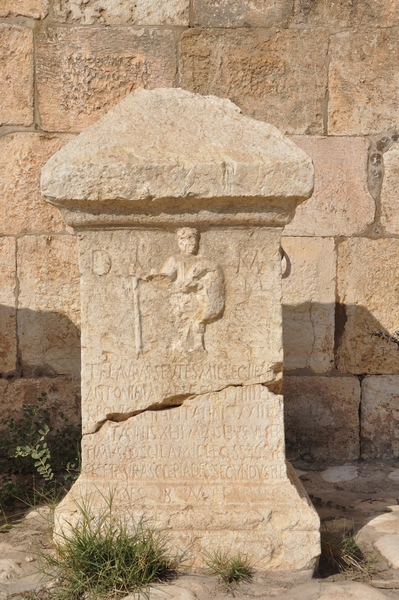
xmin=176 ymin=227 xmax=199 ymax=255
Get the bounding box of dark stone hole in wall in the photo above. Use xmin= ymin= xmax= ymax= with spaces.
xmin=282 ymin=301 xmax=399 ymax=467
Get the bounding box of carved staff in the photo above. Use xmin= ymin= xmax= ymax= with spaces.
xmin=132 ymin=275 xmax=143 ymax=357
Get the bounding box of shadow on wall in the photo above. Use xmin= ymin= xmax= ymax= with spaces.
xmin=283 ymin=301 xmax=399 ymax=464
xmin=1 ymin=303 xmax=398 ymax=463
xmin=17 ymin=308 xmax=81 ymax=378
xmin=0 ymin=306 xmax=81 ymax=431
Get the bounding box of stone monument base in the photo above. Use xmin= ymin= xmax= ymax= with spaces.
xmin=55 ymin=385 xmax=320 ymax=574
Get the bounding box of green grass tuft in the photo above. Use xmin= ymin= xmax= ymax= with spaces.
xmin=37 ymin=497 xmax=177 ymax=599
xmin=203 ymin=549 xmax=252 ymax=593
xmin=318 ymin=520 xmax=377 ymax=579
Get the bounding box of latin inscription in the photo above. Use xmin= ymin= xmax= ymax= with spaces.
xmin=81 ymin=388 xmax=286 ymax=484
xmin=83 ymin=462 xmax=286 ymax=481
xmin=86 ymin=361 xmax=271 ymax=383
xmin=84 ymin=362 xmax=277 ymax=416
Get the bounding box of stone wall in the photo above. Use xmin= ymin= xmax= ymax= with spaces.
xmin=1 ymin=0 xmax=398 ymax=463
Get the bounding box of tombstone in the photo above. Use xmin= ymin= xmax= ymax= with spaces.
xmin=41 ymin=88 xmax=320 ymax=576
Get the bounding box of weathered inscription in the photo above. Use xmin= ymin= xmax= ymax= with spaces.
xmin=84 ymin=362 xmax=276 ymax=419
xmin=83 ymin=462 xmax=286 ymax=481
xmin=82 ymin=387 xmax=285 ymax=486
xmin=86 ymin=361 xmax=270 ymax=382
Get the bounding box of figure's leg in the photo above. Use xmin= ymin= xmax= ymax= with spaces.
xmin=171 ymin=296 xmax=191 ymax=352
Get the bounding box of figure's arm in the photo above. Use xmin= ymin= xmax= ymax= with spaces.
xmin=131 ymin=257 xmax=177 ymax=283
xmin=158 ymin=256 xmax=177 ymax=281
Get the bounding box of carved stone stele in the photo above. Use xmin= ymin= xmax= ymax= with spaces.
xmin=42 ymin=88 xmax=320 ymax=576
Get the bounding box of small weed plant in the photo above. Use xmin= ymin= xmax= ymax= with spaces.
xmin=0 ymin=392 xmax=81 ymax=511
xmin=38 ymin=496 xmax=177 ymax=599
xmin=318 ymin=520 xmax=376 ymax=579
xmin=204 ymin=549 xmax=252 ymax=594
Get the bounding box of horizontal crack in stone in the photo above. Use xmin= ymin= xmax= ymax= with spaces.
xmin=88 ymin=379 xmax=282 ymax=435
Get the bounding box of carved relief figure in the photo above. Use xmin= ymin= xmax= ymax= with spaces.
xmin=143 ymin=228 xmax=225 ymax=354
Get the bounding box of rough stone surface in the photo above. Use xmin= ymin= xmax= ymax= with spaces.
xmin=321 ymin=466 xmax=358 ymax=483
xmin=36 ymin=28 xmax=177 ymax=132
xmin=277 ymin=581 xmax=391 ymax=600
xmin=380 ymin=143 xmax=399 ymax=234
xmin=375 ymin=535 xmax=399 ymax=569
xmin=388 ymin=470 xmax=399 ymax=482
xmin=78 ymin=227 xmax=284 ymax=433
xmin=0 ymin=0 xmax=48 ymax=18
xmin=17 ymin=235 xmax=81 ymax=377
xmin=358 ymin=510 xmax=399 ymax=571
xmin=193 ymin=0 xmax=293 ymax=27
xmin=0 ymin=238 xmax=17 ymax=375
xmin=329 ymin=30 xmax=399 ymax=135
xmin=0 ymin=376 xmax=81 ymax=434
xmin=0 ymin=507 xmax=53 ymax=596
xmin=294 ymin=0 xmax=399 ymax=28
xmin=0 ymin=0 xmax=48 ymax=19
xmin=320 ymin=581 xmax=387 ymax=600
xmin=361 ymin=375 xmax=399 ymax=460
xmin=180 ymin=29 xmax=329 ymax=135
xmin=283 ymin=376 xmax=360 ymax=463
xmin=136 ymin=585 xmax=196 ymax=600
xmin=0 ymin=134 xmax=73 ymax=236
xmin=356 ymin=506 xmax=399 ymax=569
xmin=281 ymin=237 xmax=335 ymax=373
xmin=53 ymin=0 xmax=189 ymax=25
xmin=337 ymin=239 xmax=399 ymax=374
xmin=41 ymin=88 xmax=314 ymax=228
xmin=285 ymin=137 xmax=375 ymax=236
xmin=0 ymin=25 xmax=33 ymax=127
xmin=0 ymin=561 xmax=22 ymax=583
xmin=57 ymin=386 xmax=320 ymax=571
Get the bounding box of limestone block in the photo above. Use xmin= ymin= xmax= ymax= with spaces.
xmin=0 ymin=134 xmax=73 ymax=236
xmin=281 ymin=237 xmax=336 ymax=373
xmin=283 ymin=376 xmax=360 ymax=463
xmin=0 ymin=0 xmax=48 ymax=18
xmin=329 ymin=30 xmax=399 ymax=135
xmin=0 ymin=376 xmax=81 ymax=431
xmin=0 ymin=25 xmax=33 ymax=127
xmin=41 ymin=88 xmax=314 ymax=222
xmin=53 ymin=0 xmax=189 ymax=25
xmin=375 ymin=536 xmax=399 ymax=569
xmin=179 ymin=29 xmax=328 ymax=135
xmin=380 ymin=143 xmax=399 ymax=234
xmin=337 ymin=239 xmax=399 ymax=374
xmin=17 ymin=235 xmax=81 ymax=377
xmin=294 ymin=0 xmax=399 ymax=28
xmin=56 ymin=386 xmax=320 ymax=571
xmin=321 ymin=466 xmax=358 ymax=483
xmin=357 ymin=510 xmax=399 ymax=573
xmin=285 ymin=137 xmax=375 ymax=237
xmin=193 ymin=0 xmax=292 ymax=27
xmin=78 ymin=227 xmax=284 ymax=433
xmin=278 ymin=581 xmax=391 ymax=600
xmin=318 ymin=581 xmax=388 ymax=600
xmin=361 ymin=375 xmax=399 ymax=459
xmin=36 ymin=28 xmax=177 ymax=132
xmin=0 ymin=238 xmax=17 ymax=375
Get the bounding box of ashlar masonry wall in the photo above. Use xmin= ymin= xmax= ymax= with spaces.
xmin=1 ymin=0 xmax=399 ymax=463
